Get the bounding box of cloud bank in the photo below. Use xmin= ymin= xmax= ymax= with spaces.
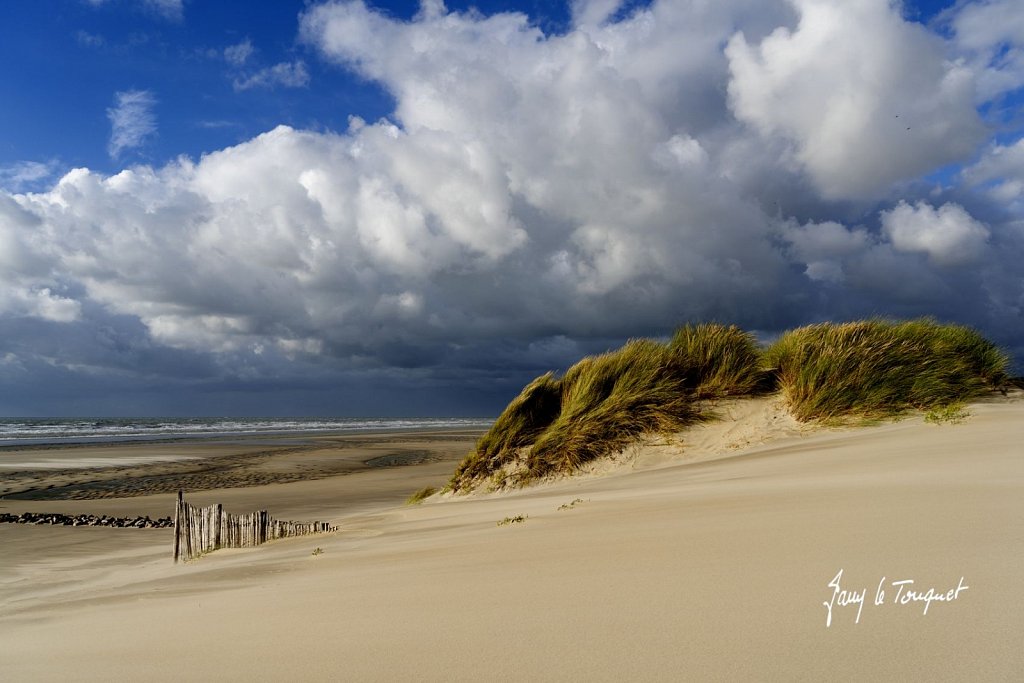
xmin=2 ymin=0 xmax=1023 ymax=413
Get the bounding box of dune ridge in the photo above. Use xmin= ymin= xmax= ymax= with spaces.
xmin=450 ymin=318 xmax=1010 ymax=493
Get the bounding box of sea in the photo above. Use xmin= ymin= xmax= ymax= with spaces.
xmin=0 ymin=417 xmax=494 ymax=448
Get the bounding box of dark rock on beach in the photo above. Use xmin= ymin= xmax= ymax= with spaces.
xmin=0 ymin=511 xmax=173 ymax=528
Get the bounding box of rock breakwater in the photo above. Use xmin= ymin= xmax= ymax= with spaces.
xmin=0 ymin=512 xmax=173 ymax=528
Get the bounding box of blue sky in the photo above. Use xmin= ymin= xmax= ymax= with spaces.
xmin=0 ymin=1 xmax=387 ymax=176
xmin=0 ymin=0 xmax=1022 ymax=416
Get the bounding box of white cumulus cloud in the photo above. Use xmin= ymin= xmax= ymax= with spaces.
xmin=948 ymin=0 xmax=1024 ymax=102
xmin=963 ymin=138 xmax=1024 ymax=211
xmin=726 ymin=0 xmax=986 ymax=199
xmin=881 ymin=201 xmax=990 ymax=267
xmin=571 ymin=0 xmax=626 ymax=27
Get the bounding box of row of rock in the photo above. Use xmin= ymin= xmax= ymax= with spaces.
xmin=0 ymin=512 xmax=173 ymax=528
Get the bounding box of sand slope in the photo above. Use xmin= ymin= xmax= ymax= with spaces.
xmin=1 ymin=400 xmax=1022 ymax=680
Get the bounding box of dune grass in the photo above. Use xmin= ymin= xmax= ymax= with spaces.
xmin=449 ymin=318 xmax=1009 ymax=492
xmin=522 ymin=338 xmax=700 ymax=481
xmin=449 ymin=323 xmax=764 ymax=491
xmin=466 ymin=372 xmax=561 ymax=476
xmin=668 ymin=322 xmax=767 ymax=398
xmin=763 ymin=318 xmax=1009 ymax=422
xmin=405 ymin=486 xmax=437 ymax=505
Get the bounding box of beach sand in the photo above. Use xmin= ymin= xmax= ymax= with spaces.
xmin=1 ymin=399 xmax=1022 ymax=681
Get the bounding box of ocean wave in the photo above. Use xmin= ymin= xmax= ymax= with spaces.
xmin=0 ymin=417 xmax=493 ymax=446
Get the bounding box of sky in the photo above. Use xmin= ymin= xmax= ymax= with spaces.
xmin=0 ymin=0 xmax=1022 ymax=417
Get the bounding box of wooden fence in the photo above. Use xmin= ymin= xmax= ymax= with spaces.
xmin=173 ymin=490 xmax=336 ymax=563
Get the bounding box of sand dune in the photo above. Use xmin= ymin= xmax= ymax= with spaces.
xmin=1 ymin=401 xmax=1022 ymax=680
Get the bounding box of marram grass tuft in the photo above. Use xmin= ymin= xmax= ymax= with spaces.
xmin=449 ymin=323 xmax=766 ymax=491
xmin=763 ymin=318 xmax=1008 ymax=422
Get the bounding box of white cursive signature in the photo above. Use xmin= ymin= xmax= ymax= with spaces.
xmin=824 ymin=569 xmax=969 ymax=627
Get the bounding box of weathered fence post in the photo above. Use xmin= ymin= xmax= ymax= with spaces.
xmin=214 ymin=503 xmax=222 ymax=549
xmin=173 ymin=489 xmax=183 ymax=563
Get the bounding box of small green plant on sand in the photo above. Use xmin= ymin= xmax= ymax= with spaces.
xmin=406 ymin=486 xmax=437 ymax=505
xmin=496 ymin=515 xmax=527 ymax=527
xmin=924 ymin=403 xmax=970 ymax=424
xmin=558 ymin=498 xmax=586 ymax=511
xmin=311 ymin=547 xmax=323 ymax=556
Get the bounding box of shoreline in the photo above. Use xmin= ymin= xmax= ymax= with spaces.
xmin=0 ymin=428 xmax=485 ymax=501
xmin=0 ymin=420 xmax=493 ymax=450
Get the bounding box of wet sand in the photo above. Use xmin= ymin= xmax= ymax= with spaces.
xmin=0 ymin=430 xmax=481 ymax=501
